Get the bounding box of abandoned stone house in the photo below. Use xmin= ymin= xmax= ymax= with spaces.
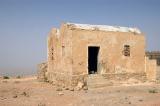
xmin=38 ymin=22 xmax=160 ymax=88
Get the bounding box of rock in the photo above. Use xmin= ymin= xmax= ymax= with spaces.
xmin=70 ymin=87 xmax=74 ymax=91
xmin=1 ymin=98 xmax=7 ymax=100
xmin=139 ymin=99 xmax=143 ymax=102
xmin=58 ymin=92 xmax=64 ymax=96
xmin=38 ymin=103 xmax=46 ymax=106
xmin=75 ymin=82 xmax=84 ymax=91
xmin=65 ymin=87 xmax=69 ymax=90
xmin=21 ymin=91 xmax=29 ymax=97
xmin=83 ymin=86 xmax=88 ymax=90
xmin=56 ymin=88 xmax=62 ymax=91
xmin=13 ymin=95 xmax=17 ymax=98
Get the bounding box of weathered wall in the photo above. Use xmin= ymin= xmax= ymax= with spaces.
xmin=71 ymin=27 xmax=145 ymax=77
xmin=47 ymin=24 xmax=74 ymax=87
xmin=37 ymin=62 xmax=47 ymax=82
xmin=145 ymin=57 xmax=157 ymax=81
xmin=47 ymin=23 xmax=147 ymax=87
xmin=156 ymin=66 xmax=160 ymax=80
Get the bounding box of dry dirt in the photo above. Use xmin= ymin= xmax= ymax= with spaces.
xmin=0 ymin=76 xmax=160 ymax=106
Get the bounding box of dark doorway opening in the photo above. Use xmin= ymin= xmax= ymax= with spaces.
xmin=88 ymin=46 xmax=100 ymax=74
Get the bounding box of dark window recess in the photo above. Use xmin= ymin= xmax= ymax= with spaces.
xmin=123 ymin=45 xmax=130 ymax=56
xmin=51 ymin=47 xmax=54 ymax=60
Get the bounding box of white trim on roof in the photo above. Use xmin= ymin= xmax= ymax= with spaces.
xmin=66 ymin=22 xmax=141 ymax=34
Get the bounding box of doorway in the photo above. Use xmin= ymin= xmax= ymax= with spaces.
xmin=88 ymin=46 xmax=100 ymax=74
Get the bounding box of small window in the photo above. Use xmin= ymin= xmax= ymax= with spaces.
xmin=123 ymin=45 xmax=130 ymax=57
xmin=51 ymin=47 xmax=54 ymax=60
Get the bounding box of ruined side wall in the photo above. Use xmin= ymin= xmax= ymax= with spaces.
xmin=157 ymin=66 xmax=160 ymax=80
xmin=71 ymin=28 xmax=145 ymax=79
xmin=47 ymin=28 xmax=60 ymax=82
xmin=37 ymin=62 xmax=47 ymax=82
xmin=47 ymin=25 xmax=73 ymax=87
xmin=145 ymin=57 xmax=157 ymax=81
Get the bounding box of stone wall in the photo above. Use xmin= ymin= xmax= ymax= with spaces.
xmin=146 ymin=51 xmax=160 ymax=66
xmin=102 ymin=73 xmax=146 ymax=81
xmin=37 ymin=62 xmax=47 ymax=82
xmin=46 ymin=22 xmax=147 ymax=87
xmin=145 ymin=57 xmax=157 ymax=81
xmin=71 ymin=25 xmax=145 ymax=76
xmin=157 ymin=66 xmax=160 ymax=80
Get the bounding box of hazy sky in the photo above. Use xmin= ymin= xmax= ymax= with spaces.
xmin=0 ymin=0 xmax=160 ymax=76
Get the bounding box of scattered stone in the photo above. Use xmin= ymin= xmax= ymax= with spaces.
xmin=70 ymin=87 xmax=74 ymax=91
xmin=65 ymin=87 xmax=69 ymax=90
xmin=83 ymin=86 xmax=88 ymax=90
xmin=125 ymin=97 xmax=128 ymax=100
xmin=56 ymin=88 xmax=62 ymax=91
xmin=1 ymin=98 xmax=7 ymax=100
xmin=75 ymin=82 xmax=84 ymax=91
xmin=128 ymin=102 xmax=131 ymax=104
xmin=21 ymin=91 xmax=29 ymax=97
xmin=139 ymin=99 xmax=143 ymax=102
xmin=13 ymin=95 xmax=17 ymax=98
xmin=38 ymin=103 xmax=46 ymax=106
xmin=58 ymin=92 xmax=64 ymax=96
xmin=148 ymin=89 xmax=158 ymax=93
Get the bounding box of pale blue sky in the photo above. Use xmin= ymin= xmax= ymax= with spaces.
xmin=0 ymin=0 xmax=160 ymax=76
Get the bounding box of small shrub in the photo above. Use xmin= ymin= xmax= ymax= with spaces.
xmin=148 ymin=89 xmax=158 ymax=93
xmin=3 ymin=76 xmax=9 ymax=79
xmin=16 ymin=76 xmax=21 ymax=79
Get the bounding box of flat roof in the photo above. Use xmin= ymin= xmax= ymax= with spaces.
xmin=66 ymin=22 xmax=141 ymax=34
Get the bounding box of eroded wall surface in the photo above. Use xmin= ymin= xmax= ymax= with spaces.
xmin=47 ymin=25 xmax=74 ymax=87
xmin=145 ymin=57 xmax=157 ymax=81
xmin=71 ymin=27 xmax=145 ymax=76
xmin=47 ymin=23 xmax=147 ymax=87
xmin=157 ymin=66 xmax=160 ymax=80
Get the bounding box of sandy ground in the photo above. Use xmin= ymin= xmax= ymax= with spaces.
xmin=0 ymin=76 xmax=160 ymax=106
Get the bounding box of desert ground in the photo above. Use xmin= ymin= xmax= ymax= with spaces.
xmin=0 ymin=76 xmax=160 ymax=106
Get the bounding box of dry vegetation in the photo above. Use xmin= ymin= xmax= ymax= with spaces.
xmin=0 ymin=76 xmax=160 ymax=106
